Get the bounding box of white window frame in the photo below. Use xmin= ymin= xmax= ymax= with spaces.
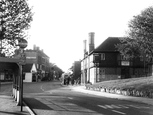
xmin=101 ymin=53 xmax=105 ymax=60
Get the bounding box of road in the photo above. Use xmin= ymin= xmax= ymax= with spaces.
xmin=1 ymin=81 xmax=153 ymax=115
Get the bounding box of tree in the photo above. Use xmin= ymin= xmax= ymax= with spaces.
xmin=117 ymin=6 xmax=153 ymax=62
xmin=0 ymin=0 xmax=33 ymax=56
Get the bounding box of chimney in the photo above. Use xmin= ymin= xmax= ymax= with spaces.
xmin=83 ymin=40 xmax=87 ymax=56
xmin=37 ymin=47 xmax=40 ymax=50
xmin=89 ymin=32 xmax=95 ymax=53
xmin=33 ymin=44 xmax=37 ymax=50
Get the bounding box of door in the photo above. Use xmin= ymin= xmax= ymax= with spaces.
xmin=121 ymin=67 xmax=130 ymax=79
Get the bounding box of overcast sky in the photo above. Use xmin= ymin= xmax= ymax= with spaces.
xmin=27 ymin=0 xmax=153 ymax=72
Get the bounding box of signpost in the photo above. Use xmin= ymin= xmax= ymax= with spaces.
xmin=18 ymin=38 xmax=27 ymax=111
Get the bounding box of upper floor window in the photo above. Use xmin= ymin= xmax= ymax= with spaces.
xmin=121 ymin=55 xmax=128 ymax=60
xmin=101 ymin=53 xmax=105 ymax=60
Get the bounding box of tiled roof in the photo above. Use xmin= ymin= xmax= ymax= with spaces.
xmin=94 ymin=37 xmax=122 ymax=52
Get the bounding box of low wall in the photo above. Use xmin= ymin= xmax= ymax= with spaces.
xmin=85 ymin=84 xmax=153 ymax=98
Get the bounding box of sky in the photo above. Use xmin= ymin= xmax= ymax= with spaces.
xmin=27 ymin=0 xmax=153 ymax=72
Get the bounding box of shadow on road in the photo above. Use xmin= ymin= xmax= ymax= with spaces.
xmin=24 ymin=97 xmax=53 ymax=110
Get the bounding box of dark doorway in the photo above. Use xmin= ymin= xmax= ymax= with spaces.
xmin=121 ymin=67 xmax=130 ymax=79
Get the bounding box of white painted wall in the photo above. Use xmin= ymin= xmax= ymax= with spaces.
xmin=90 ymin=68 xmax=95 ymax=84
xmin=23 ymin=73 xmax=32 ymax=82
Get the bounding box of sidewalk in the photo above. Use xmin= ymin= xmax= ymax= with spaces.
xmin=70 ymin=85 xmax=153 ymax=106
xmin=0 ymin=94 xmax=31 ymax=115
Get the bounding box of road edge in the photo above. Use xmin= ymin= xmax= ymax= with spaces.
xmin=23 ymin=101 xmax=36 ymax=115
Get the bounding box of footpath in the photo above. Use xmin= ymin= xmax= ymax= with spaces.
xmin=0 ymin=85 xmax=153 ymax=115
xmin=0 ymin=94 xmax=30 ymax=115
xmin=0 ymin=81 xmax=31 ymax=115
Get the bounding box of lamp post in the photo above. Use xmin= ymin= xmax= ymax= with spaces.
xmin=18 ymin=38 xmax=27 ymax=111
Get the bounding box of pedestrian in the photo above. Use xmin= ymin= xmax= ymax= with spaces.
xmin=64 ymin=78 xmax=67 ymax=85
xmin=71 ymin=77 xmax=74 ymax=85
xmin=67 ymin=77 xmax=70 ymax=85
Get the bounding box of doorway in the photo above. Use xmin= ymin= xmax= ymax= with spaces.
xmin=121 ymin=67 xmax=130 ymax=79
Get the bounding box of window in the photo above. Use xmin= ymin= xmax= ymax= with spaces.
xmin=101 ymin=53 xmax=105 ymax=60
xmin=121 ymin=55 xmax=128 ymax=60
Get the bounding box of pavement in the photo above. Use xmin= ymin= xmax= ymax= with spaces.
xmin=0 ymin=94 xmax=30 ymax=115
xmin=0 ymin=85 xmax=153 ymax=115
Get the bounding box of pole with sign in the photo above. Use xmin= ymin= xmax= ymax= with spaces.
xmin=18 ymin=38 xmax=27 ymax=112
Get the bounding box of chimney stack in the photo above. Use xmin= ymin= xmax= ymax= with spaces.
xmin=83 ymin=40 xmax=87 ymax=55
xmin=33 ymin=44 xmax=37 ymax=50
xmin=89 ymin=32 xmax=95 ymax=53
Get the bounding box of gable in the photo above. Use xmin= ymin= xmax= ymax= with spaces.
xmin=31 ymin=63 xmax=37 ymax=72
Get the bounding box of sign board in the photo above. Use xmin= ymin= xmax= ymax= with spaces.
xmin=121 ymin=61 xmax=130 ymax=66
xmin=18 ymin=39 xmax=28 ymax=49
xmin=19 ymin=53 xmax=26 ymax=65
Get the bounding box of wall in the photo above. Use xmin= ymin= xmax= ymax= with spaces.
xmin=23 ymin=73 xmax=32 ymax=82
xmin=93 ymin=67 xmax=120 ymax=82
xmin=90 ymin=67 xmax=95 ymax=84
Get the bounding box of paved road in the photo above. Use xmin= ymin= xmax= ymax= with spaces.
xmin=1 ymin=81 xmax=153 ymax=115
xmin=22 ymin=81 xmax=153 ymax=115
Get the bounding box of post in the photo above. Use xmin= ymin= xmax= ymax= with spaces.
xmin=18 ymin=38 xmax=28 ymax=112
xmin=19 ymin=62 xmax=23 ymax=111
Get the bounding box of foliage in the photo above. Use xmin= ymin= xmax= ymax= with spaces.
xmin=0 ymin=0 xmax=33 ymax=56
xmin=117 ymin=6 xmax=153 ymax=62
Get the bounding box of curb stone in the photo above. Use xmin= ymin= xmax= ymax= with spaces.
xmin=23 ymin=101 xmax=36 ymax=115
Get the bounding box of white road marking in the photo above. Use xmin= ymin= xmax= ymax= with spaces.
xmin=129 ymin=105 xmax=139 ymax=109
xmin=112 ymin=110 xmax=126 ymax=115
xmin=68 ymin=97 xmax=73 ymax=100
xmin=105 ymin=105 xmax=113 ymax=109
xmin=97 ymin=105 xmax=107 ymax=109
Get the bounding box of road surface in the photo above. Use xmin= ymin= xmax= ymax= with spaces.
xmin=1 ymin=81 xmax=153 ymax=115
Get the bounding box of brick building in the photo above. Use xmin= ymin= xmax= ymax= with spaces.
xmin=81 ymin=32 xmax=149 ymax=84
xmin=13 ymin=45 xmax=50 ymax=82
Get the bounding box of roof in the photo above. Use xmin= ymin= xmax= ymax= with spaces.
xmin=93 ymin=37 xmax=122 ymax=53
xmin=0 ymin=57 xmax=19 ymax=63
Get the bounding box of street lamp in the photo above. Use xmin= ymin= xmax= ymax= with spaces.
xmin=18 ymin=38 xmax=28 ymax=111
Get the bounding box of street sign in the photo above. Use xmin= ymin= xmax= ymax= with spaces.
xmin=19 ymin=53 xmax=26 ymax=65
xmin=18 ymin=39 xmax=28 ymax=49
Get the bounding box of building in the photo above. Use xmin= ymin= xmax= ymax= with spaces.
xmin=81 ymin=32 xmax=149 ymax=84
xmin=13 ymin=45 xmax=50 ymax=82
xmin=72 ymin=61 xmax=81 ymax=80
xmin=0 ymin=57 xmax=19 ymax=81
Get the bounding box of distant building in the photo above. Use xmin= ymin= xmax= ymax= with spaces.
xmin=72 ymin=61 xmax=81 ymax=80
xmin=13 ymin=45 xmax=50 ymax=82
xmin=81 ymin=32 xmax=149 ymax=84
